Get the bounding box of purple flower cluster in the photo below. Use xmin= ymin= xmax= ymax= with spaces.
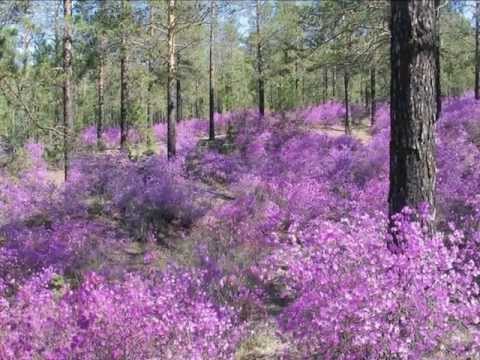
xmin=273 ymin=214 xmax=480 ymax=357
xmin=297 ymin=100 xmax=347 ymax=126
xmin=80 ymin=126 xmax=140 ymax=148
xmin=0 ymin=142 xmax=56 ymax=224
xmin=0 ymin=145 xmax=240 ymax=357
xmin=0 ymin=267 xmax=240 ymax=359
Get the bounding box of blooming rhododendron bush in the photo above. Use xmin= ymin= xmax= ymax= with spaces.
xmin=0 ymin=142 xmax=57 ymax=224
xmin=275 ymin=214 xmax=480 ymax=357
xmin=0 ymin=268 xmax=240 ymax=359
xmin=81 ymin=126 xmax=141 ymax=148
xmin=1 ymin=95 xmax=480 ymax=358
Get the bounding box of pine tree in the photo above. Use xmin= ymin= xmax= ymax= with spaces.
xmin=63 ymin=0 xmax=73 ymax=180
xmin=389 ymin=0 xmax=438 ymax=232
xmin=208 ymin=0 xmax=216 ymax=141
xmin=167 ymin=0 xmax=177 ymax=159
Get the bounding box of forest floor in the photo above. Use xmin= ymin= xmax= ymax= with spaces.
xmin=44 ymin=118 xmax=373 ymax=274
xmin=309 ymin=116 xmax=372 ymax=143
xmin=42 ymin=119 xmax=374 ymax=358
xmin=46 ymin=168 xmax=65 ymax=186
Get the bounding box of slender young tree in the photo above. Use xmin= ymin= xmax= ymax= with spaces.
xmin=256 ymin=0 xmax=265 ymax=117
xmin=363 ymin=75 xmax=369 ymax=113
xmin=96 ymin=0 xmax=107 ymax=147
xmin=147 ymin=1 xmax=154 ymax=127
xmin=63 ymin=0 xmax=73 ymax=181
xmin=323 ymin=67 xmax=328 ymax=103
xmin=194 ymin=79 xmax=200 ymax=118
xmin=331 ymin=67 xmax=336 ymax=98
xmin=344 ymin=70 xmax=351 ymax=135
xmin=389 ymin=0 xmax=438 ymax=231
xmin=475 ymin=0 xmax=479 ymax=100
xmin=208 ymin=0 xmax=215 ymax=141
xmin=360 ymin=75 xmax=364 ymax=110
xmin=96 ymin=51 xmax=105 ymax=146
xmin=370 ymin=65 xmax=376 ymax=126
xmin=54 ymin=2 xmax=62 ymax=128
xmin=176 ymin=77 xmax=182 ymax=122
xmin=120 ymin=0 xmax=128 ymax=149
xmin=294 ymin=60 xmax=299 ymax=103
xmin=344 ymin=29 xmax=352 ymax=134
xmin=167 ymin=0 xmax=177 ymax=158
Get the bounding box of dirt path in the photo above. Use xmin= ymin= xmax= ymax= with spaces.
xmin=46 ymin=168 xmax=65 ymax=186
xmin=308 ymin=117 xmax=372 ymax=144
xmin=40 ymin=115 xmax=369 ymax=280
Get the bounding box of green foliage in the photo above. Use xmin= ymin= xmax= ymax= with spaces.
xmin=0 ymin=0 xmax=475 ymax=154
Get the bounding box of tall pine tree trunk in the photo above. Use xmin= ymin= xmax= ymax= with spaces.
xmin=97 ymin=2 xmax=106 ymax=148
xmin=332 ymin=67 xmax=336 ymax=99
xmin=195 ymin=79 xmax=200 ymax=119
xmin=209 ymin=0 xmax=215 ymax=140
xmin=63 ymin=0 xmax=73 ymax=181
xmin=364 ymin=75 xmax=369 ymax=113
xmin=147 ymin=2 xmax=154 ymax=127
xmin=323 ymin=67 xmax=328 ymax=102
xmin=97 ymin=58 xmax=104 ymax=146
xmin=176 ymin=78 xmax=182 ymax=122
xmin=120 ymin=0 xmax=128 ymax=149
xmin=256 ymin=0 xmax=265 ymax=117
xmin=475 ymin=0 xmax=479 ymax=100
xmin=270 ymin=83 xmax=274 ymax=110
xmin=370 ymin=66 xmax=376 ymax=127
xmin=360 ymin=76 xmax=364 ymax=111
xmin=301 ymin=76 xmax=305 ymax=105
xmin=225 ymin=73 xmax=232 ymax=112
xmin=389 ymin=0 xmax=438 ymax=231
xmin=167 ymin=0 xmax=177 ymax=158
xmin=54 ymin=5 xmax=61 ymax=128
xmin=344 ymin=71 xmax=351 ymax=135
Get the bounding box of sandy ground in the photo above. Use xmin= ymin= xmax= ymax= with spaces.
xmin=309 ymin=118 xmax=372 ymax=144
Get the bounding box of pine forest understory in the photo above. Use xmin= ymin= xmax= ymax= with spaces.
xmin=1 ymin=0 xmax=480 ymax=359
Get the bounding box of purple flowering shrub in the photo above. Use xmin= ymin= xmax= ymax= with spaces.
xmin=189 ymin=149 xmax=244 ymax=184
xmin=0 ymin=139 xmax=207 ymax=280
xmin=371 ymin=103 xmax=390 ymax=135
xmin=273 ymin=213 xmax=480 ymax=358
xmin=0 ymin=143 xmax=241 ymax=356
xmin=0 ymin=142 xmax=57 ymax=224
xmin=0 ymin=268 xmax=241 ymax=359
xmin=0 ymin=217 xmax=133 ymax=290
xmin=296 ymin=101 xmax=346 ymax=126
xmin=69 ymin=154 xmax=205 ymax=243
xmin=289 ymin=101 xmax=365 ymax=127
xmin=80 ymin=126 xmax=141 ymax=148
xmin=436 ymin=95 xmax=480 ymax=232
xmin=153 ymin=115 xmax=229 ymax=156
xmin=79 ymin=126 xmax=97 ymax=146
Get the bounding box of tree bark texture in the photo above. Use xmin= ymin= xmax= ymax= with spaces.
xmin=63 ymin=0 xmax=73 ymax=181
xmin=389 ymin=0 xmax=438 ymax=229
xmin=167 ymin=0 xmax=177 ymax=158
